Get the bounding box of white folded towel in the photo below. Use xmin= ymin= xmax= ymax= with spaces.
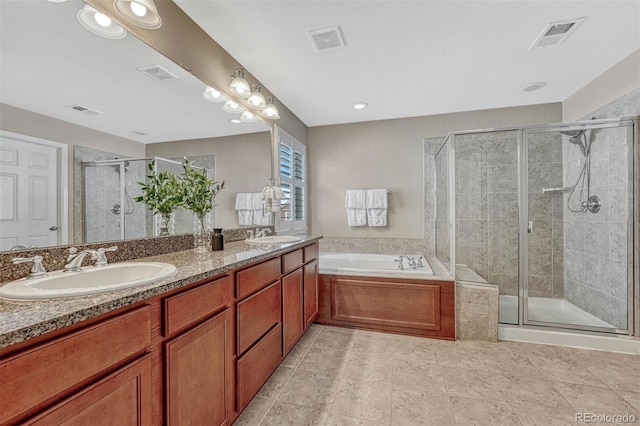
xmin=366 ymin=189 xmax=388 ymax=227
xmin=237 ymin=211 xmax=252 ymax=226
xmin=235 ymin=193 xmax=253 ymax=210
xmin=250 ymin=192 xmax=262 ymax=210
xmin=345 ymin=190 xmax=367 ymax=226
xmin=253 ymin=210 xmax=271 ymax=225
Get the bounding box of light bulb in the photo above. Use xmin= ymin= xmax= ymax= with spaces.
xmin=130 ymin=1 xmax=147 ymax=17
xmin=94 ymin=12 xmax=112 ymax=27
xmin=229 ymin=101 xmax=238 ymax=109
xmin=207 ymin=87 xmax=220 ymax=98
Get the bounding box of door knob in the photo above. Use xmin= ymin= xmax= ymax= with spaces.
xmin=49 ymin=225 xmax=58 ymax=231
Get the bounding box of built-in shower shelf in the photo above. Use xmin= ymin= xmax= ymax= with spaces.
xmin=542 ymin=187 xmax=572 ymax=194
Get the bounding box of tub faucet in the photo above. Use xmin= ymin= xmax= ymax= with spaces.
xmin=64 ymin=248 xmax=99 ymax=272
xmin=396 ymin=255 xmax=410 ymax=270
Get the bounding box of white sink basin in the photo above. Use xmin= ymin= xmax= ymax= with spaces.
xmin=245 ymin=236 xmax=303 ymax=245
xmin=0 ymin=262 xmax=176 ymax=300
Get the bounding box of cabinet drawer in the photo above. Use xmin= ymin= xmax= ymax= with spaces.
xmin=164 ymin=276 xmax=233 ymax=336
xmin=282 ymin=249 xmax=303 ymax=275
xmin=304 ymin=243 xmax=319 ymax=263
xmin=236 ymin=324 xmax=282 ymax=411
xmin=237 ymin=281 xmax=281 ymax=355
xmin=0 ymin=306 xmax=151 ymax=425
xmin=236 ymin=258 xmax=280 ymax=299
xmin=25 ymin=355 xmax=152 ymax=426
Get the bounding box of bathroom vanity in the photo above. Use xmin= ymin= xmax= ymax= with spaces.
xmin=0 ymin=237 xmax=320 ymax=425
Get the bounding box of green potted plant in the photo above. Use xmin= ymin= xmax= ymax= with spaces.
xmin=180 ymin=158 xmax=225 ymax=252
xmin=135 ymin=159 xmax=183 ymax=236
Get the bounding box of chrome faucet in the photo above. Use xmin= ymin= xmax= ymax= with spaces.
xmin=255 ymin=228 xmax=272 ymax=238
xmin=95 ymin=246 xmax=118 ymax=267
xmin=395 ymin=255 xmax=424 ymax=271
xmin=395 ymin=255 xmax=410 ymax=270
xmin=247 ymin=229 xmax=255 ymax=239
xmin=12 ymin=255 xmax=48 ymax=279
xmin=64 ymin=248 xmax=99 ymax=272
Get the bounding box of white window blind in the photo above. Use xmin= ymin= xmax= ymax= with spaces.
xmin=276 ymin=127 xmax=306 ymax=233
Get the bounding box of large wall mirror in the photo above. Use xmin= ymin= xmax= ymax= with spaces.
xmin=0 ymin=0 xmax=272 ymax=252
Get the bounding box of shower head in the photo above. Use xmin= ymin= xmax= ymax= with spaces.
xmin=560 ymin=130 xmax=586 ymax=155
xmin=110 ymin=160 xmax=130 ymax=173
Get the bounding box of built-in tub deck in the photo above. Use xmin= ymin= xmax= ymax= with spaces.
xmin=317 ymin=252 xmax=455 ymax=340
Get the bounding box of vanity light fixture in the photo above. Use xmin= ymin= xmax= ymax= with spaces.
xmin=240 ymin=111 xmax=260 ymax=123
xmin=77 ymin=5 xmax=127 ymax=39
xmin=222 ymin=99 xmax=244 ymax=114
xmin=202 ymin=85 xmax=227 ymax=103
xmin=247 ymin=84 xmax=266 ymax=108
xmin=113 ymin=0 xmax=162 ymax=30
xmin=262 ymin=97 xmax=280 ymax=119
xmin=228 ymin=69 xmax=251 ymax=98
xmin=352 ymin=102 xmax=368 ymax=110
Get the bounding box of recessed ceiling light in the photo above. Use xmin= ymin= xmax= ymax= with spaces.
xmin=229 ymin=118 xmax=242 ymax=124
xmin=523 ymin=82 xmax=546 ymax=92
xmin=353 ymin=102 xmax=368 ymax=110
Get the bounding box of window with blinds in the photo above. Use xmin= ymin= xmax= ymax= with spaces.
xmin=277 ymin=128 xmax=306 ymax=232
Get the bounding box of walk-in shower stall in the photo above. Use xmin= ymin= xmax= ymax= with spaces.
xmin=81 ymin=157 xmax=205 ymax=243
xmin=435 ymin=117 xmax=638 ymax=335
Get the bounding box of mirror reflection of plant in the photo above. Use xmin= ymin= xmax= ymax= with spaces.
xmin=135 ymin=159 xmax=184 ymax=234
xmin=180 ymin=158 xmax=225 ymax=230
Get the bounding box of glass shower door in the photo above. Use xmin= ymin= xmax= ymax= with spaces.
xmin=523 ymin=121 xmax=634 ymax=333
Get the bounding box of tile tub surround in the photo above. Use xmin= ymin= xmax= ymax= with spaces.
xmin=318 ymin=237 xmax=432 ymax=257
xmin=456 ymin=281 xmax=499 ymax=342
xmin=236 ymin=324 xmax=640 ymax=426
xmin=0 ymin=235 xmax=319 ymax=348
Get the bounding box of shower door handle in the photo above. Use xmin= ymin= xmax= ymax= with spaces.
xmin=527 ymin=221 xmax=533 ymax=234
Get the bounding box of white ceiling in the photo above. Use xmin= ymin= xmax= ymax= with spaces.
xmin=174 ymin=0 xmax=640 ymax=127
xmin=0 ymin=0 xmax=269 ymax=144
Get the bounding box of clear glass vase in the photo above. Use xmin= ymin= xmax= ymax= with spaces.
xmin=193 ymin=212 xmax=211 ymax=252
xmin=158 ymin=213 xmax=175 ymax=236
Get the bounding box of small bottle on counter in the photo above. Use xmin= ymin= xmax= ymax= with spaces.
xmin=212 ymin=228 xmax=224 ymax=251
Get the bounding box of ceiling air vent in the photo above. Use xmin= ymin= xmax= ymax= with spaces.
xmin=308 ymin=26 xmax=345 ymax=52
xmin=66 ymin=104 xmax=103 ymax=115
xmin=529 ymin=17 xmax=586 ymax=49
xmin=137 ymin=64 xmax=179 ymax=81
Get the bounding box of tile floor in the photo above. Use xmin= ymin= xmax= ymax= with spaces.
xmin=235 ymin=325 xmax=640 ymax=426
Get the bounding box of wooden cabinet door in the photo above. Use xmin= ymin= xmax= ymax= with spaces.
xmin=165 ymin=308 xmax=232 ymax=426
xmin=282 ymin=268 xmax=304 ymax=355
xmin=25 ymin=355 xmax=152 ymax=426
xmin=303 ymin=260 xmax=319 ymax=329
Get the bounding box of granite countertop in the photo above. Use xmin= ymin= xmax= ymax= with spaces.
xmin=0 ymin=236 xmax=321 ymax=349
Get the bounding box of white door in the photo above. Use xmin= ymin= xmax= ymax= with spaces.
xmin=0 ymin=134 xmax=59 ymax=250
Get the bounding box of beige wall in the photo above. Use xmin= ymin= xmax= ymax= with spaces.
xmin=0 ymin=103 xmax=145 ymax=242
xmin=146 ymin=131 xmax=272 ymax=229
xmin=563 ymin=49 xmax=640 ymax=122
xmin=308 ymin=102 xmax=562 ymax=238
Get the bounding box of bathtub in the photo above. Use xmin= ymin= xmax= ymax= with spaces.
xmin=319 ymin=252 xmax=434 ymax=278
xmin=317 ymin=252 xmax=454 ymax=340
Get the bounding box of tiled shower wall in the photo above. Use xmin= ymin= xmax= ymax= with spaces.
xmin=454 ymin=131 xmax=520 ymax=295
xmin=452 ymin=131 xmax=564 ymax=298
xmin=562 ymin=87 xmax=639 ymax=329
